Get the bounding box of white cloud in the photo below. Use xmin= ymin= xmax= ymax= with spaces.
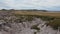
xmin=0 ymin=0 xmax=60 ymax=10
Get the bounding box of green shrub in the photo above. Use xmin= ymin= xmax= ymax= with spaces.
xmin=46 ymin=19 xmax=60 ymax=30
xmin=31 ymin=25 xmax=40 ymax=31
xmin=34 ymin=32 xmax=36 ymax=34
xmin=25 ymin=16 xmax=34 ymax=21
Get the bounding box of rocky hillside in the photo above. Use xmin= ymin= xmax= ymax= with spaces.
xmin=0 ymin=11 xmax=60 ymax=34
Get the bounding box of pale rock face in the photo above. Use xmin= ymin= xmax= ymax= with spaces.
xmin=0 ymin=12 xmax=60 ymax=34
xmin=20 ymin=28 xmax=36 ymax=34
xmin=0 ymin=18 xmax=60 ymax=34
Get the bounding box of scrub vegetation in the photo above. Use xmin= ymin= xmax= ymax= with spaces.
xmin=14 ymin=11 xmax=60 ymax=30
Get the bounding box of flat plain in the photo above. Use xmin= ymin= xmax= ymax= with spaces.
xmin=14 ymin=11 xmax=60 ymax=18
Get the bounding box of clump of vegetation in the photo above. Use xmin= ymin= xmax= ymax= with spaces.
xmin=34 ymin=32 xmax=37 ymax=34
xmin=25 ymin=16 xmax=34 ymax=21
xmin=14 ymin=14 xmax=34 ymax=21
xmin=46 ymin=19 xmax=60 ymax=30
xmin=34 ymin=15 xmax=55 ymax=21
xmin=38 ymin=16 xmax=54 ymax=21
xmin=31 ymin=25 xmax=40 ymax=31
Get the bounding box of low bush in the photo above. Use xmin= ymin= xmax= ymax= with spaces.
xmin=31 ymin=25 xmax=40 ymax=31
xmin=46 ymin=19 xmax=60 ymax=30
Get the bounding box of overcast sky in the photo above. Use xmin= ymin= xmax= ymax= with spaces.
xmin=0 ymin=0 xmax=60 ymax=11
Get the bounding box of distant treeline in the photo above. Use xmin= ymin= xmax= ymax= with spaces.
xmin=0 ymin=9 xmax=47 ymax=12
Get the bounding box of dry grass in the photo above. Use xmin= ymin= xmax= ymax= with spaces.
xmin=14 ymin=11 xmax=60 ymax=30
xmin=0 ymin=11 xmax=60 ymax=30
xmin=14 ymin=11 xmax=60 ymax=18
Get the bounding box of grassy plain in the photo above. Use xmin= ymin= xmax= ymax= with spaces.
xmin=14 ymin=11 xmax=60 ymax=30
xmin=14 ymin=11 xmax=60 ymax=18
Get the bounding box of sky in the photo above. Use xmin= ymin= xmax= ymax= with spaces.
xmin=0 ymin=0 xmax=60 ymax=11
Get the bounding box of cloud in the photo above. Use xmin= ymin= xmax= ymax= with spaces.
xmin=0 ymin=0 xmax=60 ymax=10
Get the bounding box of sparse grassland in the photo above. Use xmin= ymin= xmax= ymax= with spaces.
xmin=14 ymin=11 xmax=60 ymax=18
xmin=14 ymin=11 xmax=60 ymax=30
xmin=0 ymin=10 xmax=60 ymax=34
xmin=0 ymin=11 xmax=60 ymax=30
